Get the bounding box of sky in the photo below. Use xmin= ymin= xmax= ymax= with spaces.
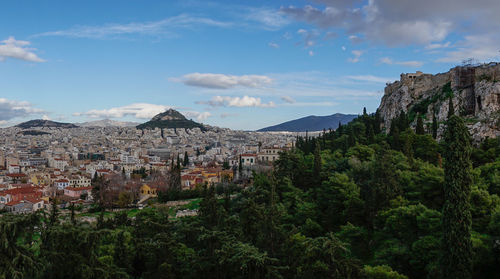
xmin=1 ymin=0 xmax=499 ymax=130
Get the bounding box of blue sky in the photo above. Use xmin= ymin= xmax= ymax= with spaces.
xmin=1 ymin=0 xmax=499 ymax=130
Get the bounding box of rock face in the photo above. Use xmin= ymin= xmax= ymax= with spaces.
xmin=378 ymin=63 xmax=500 ymax=142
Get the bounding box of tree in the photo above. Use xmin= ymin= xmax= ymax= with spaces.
xmin=432 ymin=114 xmax=438 ymax=139
xmin=313 ymin=143 xmax=322 ymax=185
xmin=440 ymin=115 xmax=473 ymax=279
xmin=0 ymin=214 xmax=41 ymax=278
xmin=183 ymin=151 xmax=189 ymax=167
xmin=416 ymin=115 xmax=425 ymax=135
xmin=69 ymin=203 xmax=76 ymax=225
xmin=117 ymin=191 xmax=133 ymax=208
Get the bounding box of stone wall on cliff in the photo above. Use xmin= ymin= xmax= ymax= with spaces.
xmin=378 ymin=62 xmax=500 ymax=143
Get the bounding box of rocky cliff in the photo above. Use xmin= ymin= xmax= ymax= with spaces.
xmin=378 ymin=62 xmax=500 ymax=142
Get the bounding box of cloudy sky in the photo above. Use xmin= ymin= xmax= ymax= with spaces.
xmin=1 ymin=0 xmax=499 ymax=130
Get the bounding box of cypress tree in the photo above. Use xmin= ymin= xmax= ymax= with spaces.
xmin=70 ymin=203 xmax=76 ymax=225
xmin=440 ymin=115 xmax=473 ymax=279
xmin=374 ymin=109 xmax=382 ymax=134
xmin=432 ymin=114 xmax=438 ymax=139
xmin=183 ymin=151 xmax=189 ymax=167
xmin=416 ymin=114 xmax=425 ymax=135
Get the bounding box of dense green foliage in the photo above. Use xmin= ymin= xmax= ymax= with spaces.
xmin=441 ymin=115 xmax=473 ymax=278
xmin=1 ymin=111 xmax=499 ymax=278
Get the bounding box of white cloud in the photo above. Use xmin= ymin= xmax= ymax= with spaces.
xmin=281 ymin=1 xmax=500 ymax=47
xmin=346 ymin=75 xmax=395 ymax=83
xmin=183 ymin=111 xmax=211 ymax=121
xmin=244 ymin=8 xmax=290 ymax=30
xmin=178 ymin=73 xmax=272 ymax=89
xmin=309 ymin=50 xmax=314 ymax=56
xmin=348 ymin=50 xmax=363 ymax=63
xmin=348 ymin=35 xmax=363 ymax=44
xmin=425 ymin=42 xmax=451 ymax=50
xmin=42 ymin=115 xmax=51 ymax=120
xmin=437 ymin=35 xmax=500 ymax=63
xmin=268 ymin=42 xmax=280 ymax=48
xmin=297 ymin=28 xmax=319 ymax=48
xmin=35 ymin=14 xmax=231 ymax=39
xmin=0 ymin=98 xmax=44 ymax=121
xmin=197 ymin=96 xmax=275 ymax=108
xmin=280 ymin=96 xmax=295 ymax=104
xmin=0 ymin=37 xmax=45 ymax=62
xmin=380 ymin=57 xmax=423 ymax=67
xmin=74 ymin=103 xmax=171 ymax=119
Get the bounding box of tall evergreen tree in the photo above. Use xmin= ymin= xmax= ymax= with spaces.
xmin=183 ymin=151 xmax=189 ymax=167
xmin=432 ymin=114 xmax=438 ymax=139
xmin=416 ymin=115 xmax=425 ymax=135
xmin=440 ymin=115 xmax=473 ymax=279
xmin=373 ymin=109 xmax=382 ymax=134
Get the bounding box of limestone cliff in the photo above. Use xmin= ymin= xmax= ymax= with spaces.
xmin=378 ymin=62 xmax=500 ymax=142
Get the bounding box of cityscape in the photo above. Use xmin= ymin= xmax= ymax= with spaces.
xmin=1 ymin=1 xmax=499 ymax=278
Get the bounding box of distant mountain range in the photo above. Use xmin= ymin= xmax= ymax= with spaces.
xmin=258 ymin=113 xmax=358 ymax=132
xmin=136 ymin=109 xmax=207 ymax=131
xmin=15 ymin=119 xmax=78 ymax=129
xmin=78 ymin=119 xmax=139 ymax=127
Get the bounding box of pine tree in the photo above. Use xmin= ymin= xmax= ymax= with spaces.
xmin=416 ymin=114 xmax=425 ymax=135
xmin=440 ymin=114 xmax=473 ymax=279
xmin=70 ymin=203 xmax=76 ymax=225
xmin=398 ymin=111 xmax=409 ymax=131
xmin=374 ymin=109 xmax=382 ymax=134
xmin=432 ymin=114 xmax=438 ymax=139
xmin=183 ymin=151 xmax=189 ymax=167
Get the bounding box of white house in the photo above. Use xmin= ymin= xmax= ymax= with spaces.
xmin=54 ymin=179 xmax=70 ymax=190
xmin=240 ymin=154 xmax=257 ymax=166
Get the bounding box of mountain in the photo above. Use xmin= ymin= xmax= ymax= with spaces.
xmin=136 ymin=109 xmax=207 ymax=131
xmin=378 ymin=62 xmax=500 ymax=142
xmin=258 ymin=113 xmax=358 ymax=132
xmin=78 ymin=119 xmax=139 ymax=127
xmin=15 ymin=119 xmax=78 ymax=129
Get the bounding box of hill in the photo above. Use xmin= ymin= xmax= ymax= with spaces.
xmin=258 ymin=113 xmax=358 ymax=132
xmin=136 ymin=109 xmax=206 ymax=131
xmin=379 ymin=62 xmax=500 ymax=142
xmin=15 ymin=119 xmax=78 ymax=129
xmin=78 ymin=119 xmax=139 ymax=127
